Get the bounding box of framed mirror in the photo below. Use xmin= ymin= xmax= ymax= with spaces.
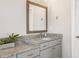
xmin=27 ymin=1 xmax=48 ymax=33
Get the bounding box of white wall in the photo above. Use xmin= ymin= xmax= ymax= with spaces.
xmin=71 ymin=0 xmax=75 ymax=58
xmin=0 ymin=0 xmax=48 ymax=38
xmin=72 ymin=0 xmax=79 ymax=57
xmin=48 ymin=0 xmax=72 ymax=58
xmin=0 ymin=0 xmax=26 ymax=38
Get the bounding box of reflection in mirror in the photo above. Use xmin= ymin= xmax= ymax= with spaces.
xmin=29 ymin=4 xmax=46 ymax=31
xmin=27 ymin=1 xmax=48 ymax=33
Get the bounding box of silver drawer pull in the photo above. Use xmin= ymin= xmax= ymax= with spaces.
xmin=27 ymin=53 xmax=33 ymax=56
xmin=52 ymin=48 xmax=55 ymax=50
xmin=10 ymin=54 xmax=14 ymax=57
xmin=43 ymin=45 xmax=47 ymax=47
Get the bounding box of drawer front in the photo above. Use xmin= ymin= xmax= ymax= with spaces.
xmin=49 ymin=40 xmax=57 ymax=47
xmin=56 ymin=39 xmax=62 ymax=45
xmin=34 ymin=56 xmax=40 ymax=58
xmin=33 ymin=56 xmax=40 ymax=58
xmin=49 ymin=39 xmax=62 ymax=47
xmin=57 ymin=39 xmax=62 ymax=43
xmin=33 ymin=48 xmax=39 ymax=57
xmin=17 ymin=48 xmax=39 ymax=58
xmin=40 ymin=42 xmax=49 ymax=50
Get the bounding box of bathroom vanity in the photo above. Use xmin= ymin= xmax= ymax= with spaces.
xmin=0 ymin=33 xmax=62 ymax=58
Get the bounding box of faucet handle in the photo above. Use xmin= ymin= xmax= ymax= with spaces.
xmin=44 ymin=33 xmax=47 ymax=37
xmin=40 ymin=32 xmax=47 ymax=38
xmin=42 ymin=32 xmax=47 ymax=37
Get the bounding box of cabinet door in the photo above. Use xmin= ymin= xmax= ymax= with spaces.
xmin=40 ymin=45 xmax=62 ymax=58
xmin=51 ymin=45 xmax=62 ymax=58
xmin=17 ymin=48 xmax=39 ymax=58
xmin=57 ymin=45 xmax=62 ymax=58
xmin=40 ymin=48 xmax=52 ymax=58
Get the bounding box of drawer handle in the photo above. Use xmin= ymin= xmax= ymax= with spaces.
xmin=43 ymin=45 xmax=47 ymax=47
xmin=27 ymin=53 xmax=33 ymax=56
xmin=52 ymin=48 xmax=55 ymax=50
xmin=10 ymin=54 xmax=14 ymax=57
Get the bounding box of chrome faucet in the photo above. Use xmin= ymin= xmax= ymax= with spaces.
xmin=40 ymin=32 xmax=43 ymax=38
xmin=40 ymin=32 xmax=47 ymax=38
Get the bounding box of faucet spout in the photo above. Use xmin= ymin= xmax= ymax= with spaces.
xmin=40 ymin=32 xmax=43 ymax=38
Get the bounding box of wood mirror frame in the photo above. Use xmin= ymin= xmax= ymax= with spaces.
xmin=27 ymin=0 xmax=48 ymax=33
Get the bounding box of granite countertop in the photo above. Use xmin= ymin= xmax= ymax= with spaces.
xmin=22 ymin=33 xmax=63 ymax=45
xmin=26 ymin=36 xmax=62 ymax=44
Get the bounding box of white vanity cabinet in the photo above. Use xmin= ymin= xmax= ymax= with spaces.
xmin=40 ymin=45 xmax=62 ymax=58
xmin=40 ymin=47 xmax=52 ymax=58
xmin=50 ymin=45 xmax=62 ymax=58
xmin=0 ymin=36 xmax=62 ymax=58
xmin=40 ymin=39 xmax=62 ymax=58
xmin=16 ymin=48 xmax=39 ymax=58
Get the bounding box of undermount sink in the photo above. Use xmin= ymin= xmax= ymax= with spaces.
xmin=23 ymin=38 xmax=51 ymax=45
xmin=41 ymin=38 xmax=51 ymax=41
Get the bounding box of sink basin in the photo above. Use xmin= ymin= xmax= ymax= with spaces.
xmin=41 ymin=38 xmax=51 ymax=41
xmin=23 ymin=38 xmax=51 ymax=45
xmin=23 ymin=39 xmax=40 ymax=45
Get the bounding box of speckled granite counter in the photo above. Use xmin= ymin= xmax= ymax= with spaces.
xmin=22 ymin=33 xmax=63 ymax=44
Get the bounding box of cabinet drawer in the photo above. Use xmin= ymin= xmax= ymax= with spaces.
xmin=49 ymin=40 xmax=57 ymax=47
xmin=33 ymin=48 xmax=39 ymax=57
xmin=17 ymin=48 xmax=39 ymax=58
xmin=49 ymin=39 xmax=62 ymax=47
xmin=57 ymin=39 xmax=62 ymax=43
xmin=33 ymin=56 xmax=40 ymax=58
xmin=56 ymin=39 xmax=62 ymax=45
xmin=40 ymin=42 xmax=49 ymax=50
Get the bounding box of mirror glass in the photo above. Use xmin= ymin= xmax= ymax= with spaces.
xmin=29 ymin=4 xmax=46 ymax=31
xmin=27 ymin=1 xmax=48 ymax=33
